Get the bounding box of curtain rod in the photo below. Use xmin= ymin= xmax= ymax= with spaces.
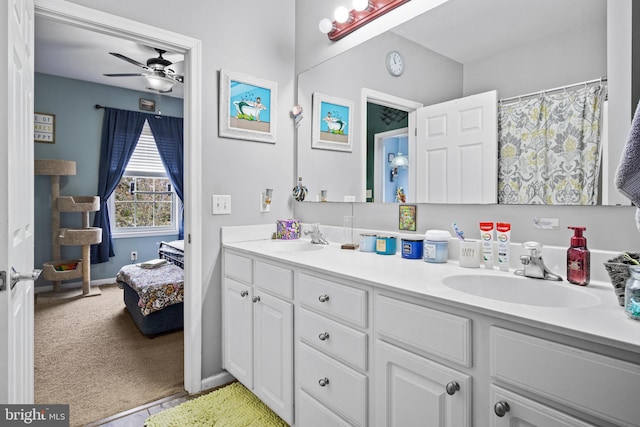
xmin=499 ymin=77 xmax=607 ymax=104
xmin=94 ymin=104 xmax=180 ymax=119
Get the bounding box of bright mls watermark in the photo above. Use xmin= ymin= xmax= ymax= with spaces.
xmin=1 ymin=405 xmax=69 ymax=426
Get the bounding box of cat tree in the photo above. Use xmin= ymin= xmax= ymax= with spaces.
xmin=35 ymin=159 xmax=102 ymax=296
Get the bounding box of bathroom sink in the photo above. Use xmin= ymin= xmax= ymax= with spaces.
xmin=442 ymin=274 xmax=600 ymax=308
xmin=266 ymin=239 xmax=326 ymax=252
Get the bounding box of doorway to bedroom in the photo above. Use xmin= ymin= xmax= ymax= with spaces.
xmin=32 ymin=4 xmax=199 ymax=425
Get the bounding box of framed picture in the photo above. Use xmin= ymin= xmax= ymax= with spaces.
xmin=312 ymin=92 xmax=354 ymax=152
xmin=399 ymin=204 xmax=417 ymax=231
xmin=388 ymin=153 xmax=395 ymax=163
xmin=219 ymin=69 xmax=277 ymax=143
xmin=139 ymin=98 xmax=156 ymax=112
xmin=34 ymin=113 xmax=55 ymax=143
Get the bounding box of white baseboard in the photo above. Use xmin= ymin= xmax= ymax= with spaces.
xmin=200 ymin=371 xmax=235 ymax=393
xmin=35 ymin=277 xmax=116 ymax=294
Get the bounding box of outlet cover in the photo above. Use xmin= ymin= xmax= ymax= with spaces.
xmin=212 ymin=195 xmax=231 ymax=215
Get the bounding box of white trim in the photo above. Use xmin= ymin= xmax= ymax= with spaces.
xmin=200 ymin=371 xmax=236 ymax=393
xmin=360 ymin=88 xmax=423 ymax=202
xmin=34 ymin=0 xmax=203 ymax=394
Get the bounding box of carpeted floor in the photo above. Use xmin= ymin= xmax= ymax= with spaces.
xmin=34 ymin=284 xmax=184 ymax=427
xmin=144 ymin=382 xmax=288 ymax=427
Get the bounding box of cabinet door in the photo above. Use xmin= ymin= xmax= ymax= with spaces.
xmin=223 ymin=278 xmax=253 ymax=388
xmin=254 ymin=292 xmax=293 ymax=425
xmin=490 ymin=385 xmax=597 ymax=427
xmin=375 ymin=341 xmax=471 ymax=427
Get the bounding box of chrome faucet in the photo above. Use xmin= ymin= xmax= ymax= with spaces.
xmin=304 ymin=223 xmax=329 ymax=245
xmin=514 ymin=241 xmax=562 ymax=281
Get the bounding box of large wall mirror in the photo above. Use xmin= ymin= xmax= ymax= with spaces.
xmin=296 ymin=0 xmax=633 ymax=206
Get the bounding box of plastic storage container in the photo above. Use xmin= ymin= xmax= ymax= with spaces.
xmin=401 ymin=237 xmax=424 ymax=259
xmin=625 ymin=265 xmax=640 ymax=320
xmin=376 ymin=235 xmax=397 ymax=255
xmin=360 ymin=234 xmax=377 ymax=252
xmin=423 ymin=230 xmax=451 ymax=263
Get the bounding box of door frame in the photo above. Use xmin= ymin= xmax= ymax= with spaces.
xmin=34 ymin=0 xmax=204 ymax=393
xmin=360 ymin=88 xmax=422 ymax=202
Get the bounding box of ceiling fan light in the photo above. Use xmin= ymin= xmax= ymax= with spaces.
xmin=145 ymin=73 xmax=175 ymax=93
xmin=391 ymin=153 xmax=409 ymax=168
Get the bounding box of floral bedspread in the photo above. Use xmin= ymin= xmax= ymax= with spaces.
xmin=117 ymin=263 xmax=184 ymax=316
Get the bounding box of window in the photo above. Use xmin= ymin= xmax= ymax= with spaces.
xmin=110 ymin=120 xmax=178 ymax=237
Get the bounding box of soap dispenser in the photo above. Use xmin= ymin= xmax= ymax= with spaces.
xmin=567 ymin=226 xmax=590 ymax=286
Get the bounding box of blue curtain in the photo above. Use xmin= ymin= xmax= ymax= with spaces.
xmin=147 ymin=115 xmax=185 ymax=239
xmin=91 ymin=108 xmax=146 ymax=263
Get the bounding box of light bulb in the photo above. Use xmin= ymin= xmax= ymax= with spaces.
xmin=353 ymin=0 xmax=370 ymax=12
xmin=334 ymin=6 xmax=351 ymax=24
xmin=318 ymin=18 xmax=334 ymax=34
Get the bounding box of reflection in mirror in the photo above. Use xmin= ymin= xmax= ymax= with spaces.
xmin=296 ymin=0 xmax=610 ymax=204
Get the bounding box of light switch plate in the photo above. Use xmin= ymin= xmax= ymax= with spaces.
xmin=212 ymin=195 xmax=231 ymax=215
xmin=533 ymin=217 xmax=559 ymax=229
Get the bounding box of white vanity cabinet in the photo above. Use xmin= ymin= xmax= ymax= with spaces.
xmin=373 ymin=292 xmax=472 ymax=427
xmin=295 ymin=272 xmax=371 ymax=427
xmin=222 ymin=250 xmax=294 ymax=425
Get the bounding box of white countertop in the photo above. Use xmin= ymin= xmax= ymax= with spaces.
xmin=223 ymin=232 xmax=640 ymax=355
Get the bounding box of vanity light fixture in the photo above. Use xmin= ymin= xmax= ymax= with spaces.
xmin=318 ymin=0 xmax=410 ymax=41
xmin=260 ymin=188 xmax=273 ymax=213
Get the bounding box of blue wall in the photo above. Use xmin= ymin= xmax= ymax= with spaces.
xmin=34 ymin=73 xmax=184 ymax=287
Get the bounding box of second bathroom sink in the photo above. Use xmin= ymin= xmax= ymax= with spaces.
xmin=442 ymin=274 xmax=600 ymax=308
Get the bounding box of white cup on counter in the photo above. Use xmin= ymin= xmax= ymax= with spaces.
xmin=459 ymin=239 xmax=482 ymax=268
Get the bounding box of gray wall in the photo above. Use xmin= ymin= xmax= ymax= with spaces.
xmin=34 ymin=73 xmax=184 ymax=286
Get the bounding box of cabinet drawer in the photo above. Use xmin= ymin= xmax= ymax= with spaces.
xmin=224 ymin=251 xmax=253 ymax=283
xmin=255 ymin=260 xmax=293 ymax=300
xmin=491 ymin=327 xmax=640 ymax=427
xmin=298 ymin=308 xmax=368 ymax=371
xmin=489 ymin=385 xmax=596 ymax=427
xmin=376 ymin=294 xmax=472 ymax=367
xmin=298 ymin=343 xmax=367 ymax=426
xmin=298 ymin=273 xmax=368 ymax=328
xmin=298 ymin=390 xmax=352 ymax=427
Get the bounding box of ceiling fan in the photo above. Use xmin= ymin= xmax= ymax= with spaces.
xmin=103 ymin=48 xmax=184 ymax=93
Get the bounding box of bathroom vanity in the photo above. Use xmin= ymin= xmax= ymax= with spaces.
xmin=221 ymin=226 xmax=640 ymax=427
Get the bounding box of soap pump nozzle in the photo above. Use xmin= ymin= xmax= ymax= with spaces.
xmin=568 ymin=226 xmax=587 ymax=247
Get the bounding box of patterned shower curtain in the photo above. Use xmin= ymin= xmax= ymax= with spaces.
xmin=497 ymin=85 xmax=605 ymax=205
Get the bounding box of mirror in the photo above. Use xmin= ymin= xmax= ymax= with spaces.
xmin=296 ymin=0 xmax=612 ymax=204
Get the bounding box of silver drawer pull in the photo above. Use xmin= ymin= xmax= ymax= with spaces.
xmin=252 ymin=296 xmax=261 ymax=303
xmin=240 ymin=290 xmax=248 ymax=297
xmin=318 ymin=294 xmax=330 ymax=303
xmin=445 ymin=381 xmax=460 ymax=395
xmin=494 ymin=401 xmax=510 ymax=417
xmin=318 ymin=332 xmax=330 ymax=341
xmin=318 ymin=377 xmax=330 ymax=387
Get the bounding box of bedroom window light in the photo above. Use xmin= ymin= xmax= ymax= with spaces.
xmin=109 ymin=120 xmax=178 ymax=238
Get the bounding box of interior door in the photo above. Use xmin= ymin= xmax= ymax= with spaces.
xmin=0 ymin=0 xmax=36 ymax=404
xmin=415 ymin=90 xmax=497 ymax=204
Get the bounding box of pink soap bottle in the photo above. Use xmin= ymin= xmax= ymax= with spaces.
xmin=567 ymin=226 xmax=590 ymax=286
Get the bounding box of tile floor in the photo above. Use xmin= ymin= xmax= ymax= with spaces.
xmin=85 ymin=391 xmax=199 ymax=427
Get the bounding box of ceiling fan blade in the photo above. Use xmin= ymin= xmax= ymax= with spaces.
xmin=103 ymin=73 xmax=147 ymax=77
xmin=108 ymin=52 xmax=149 ymax=70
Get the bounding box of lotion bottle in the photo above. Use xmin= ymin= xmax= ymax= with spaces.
xmin=567 ymin=226 xmax=590 ymax=286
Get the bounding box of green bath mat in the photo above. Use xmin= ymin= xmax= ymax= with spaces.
xmin=144 ymin=382 xmax=288 ymax=427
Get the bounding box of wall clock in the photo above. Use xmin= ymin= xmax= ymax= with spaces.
xmin=385 ymin=50 xmax=404 ymax=77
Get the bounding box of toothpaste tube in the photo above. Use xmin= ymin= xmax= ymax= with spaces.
xmin=479 ymin=222 xmax=494 ymax=269
xmin=496 ymin=222 xmax=511 ymax=272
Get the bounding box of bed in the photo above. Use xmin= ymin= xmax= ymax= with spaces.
xmin=116 ymin=240 xmax=184 ymax=336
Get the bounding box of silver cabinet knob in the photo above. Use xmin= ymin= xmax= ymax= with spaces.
xmin=252 ymin=295 xmax=261 ymax=303
xmin=318 ymin=332 xmax=330 ymax=341
xmin=318 ymin=377 xmax=330 ymax=387
xmin=240 ymin=290 xmax=248 ymax=297
xmin=445 ymin=381 xmax=460 ymax=395
xmin=494 ymin=401 xmax=511 ymax=417
xmin=318 ymin=294 xmax=330 ymax=303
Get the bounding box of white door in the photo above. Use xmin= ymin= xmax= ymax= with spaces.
xmin=254 ymin=292 xmax=293 ymax=425
xmin=0 ymin=0 xmax=36 ymax=404
xmin=375 ymin=341 xmax=471 ymax=427
xmin=415 ymin=90 xmax=497 ymax=204
xmin=222 ymin=278 xmax=253 ymax=388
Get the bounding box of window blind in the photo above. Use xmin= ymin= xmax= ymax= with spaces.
xmin=125 ymin=120 xmax=166 ymax=175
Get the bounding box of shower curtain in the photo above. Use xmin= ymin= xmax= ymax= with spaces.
xmin=497 ymin=85 xmax=605 ymax=205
